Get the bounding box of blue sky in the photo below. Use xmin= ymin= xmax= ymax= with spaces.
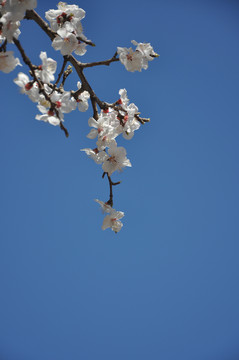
xmin=1 ymin=0 xmax=239 ymax=359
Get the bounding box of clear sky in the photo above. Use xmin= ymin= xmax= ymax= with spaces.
xmin=1 ymin=0 xmax=239 ymax=359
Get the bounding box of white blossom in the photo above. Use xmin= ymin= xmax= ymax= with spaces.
xmin=94 ymin=199 xmax=112 ymax=213
xmin=80 ymin=148 xmax=108 ymax=164
xmin=0 ymin=50 xmax=21 ymax=73
xmin=96 ymin=136 xmax=116 ymax=151
xmin=35 ymin=96 xmax=65 ymax=126
xmin=5 ymin=0 xmax=37 ymax=21
xmin=95 ymin=199 xmax=124 ymax=233
xmin=35 ymin=105 xmax=61 ymax=126
xmin=76 ymin=81 xmax=90 ymax=112
xmin=131 ymin=40 xmax=159 ymax=60
xmin=0 ymin=12 xmax=21 ymax=41
xmin=45 ymin=2 xmax=85 ymax=33
xmin=74 ymin=39 xmax=87 ymax=56
xmin=87 ymin=115 xmax=111 ymax=140
xmin=50 ymin=90 xmax=77 ymax=113
xmin=14 ymin=72 xmax=40 ymax=102
xmin=102 ymin=144 xmax=132 ymax=176
xmin=131 ymin=40 xmax=159 ymax=70
xmin=102 ymin=210 xmax=124 ymax=233
xmin=121 ymin=103 xmax=140 ymax=140
xmin=45 ymin=2 xmax=89 ymax=56
xmin=117 ymin=40 xmax=159 ymax=72
xmin=118 ymin=88 xmax=129 ymax=108
xmin=117 ymin=46 xmax=144 ymax=72
xmin=35 ymin=51 xmax=57 ymax=83
xmin=52 ymin=32 xmax=78 ymax=56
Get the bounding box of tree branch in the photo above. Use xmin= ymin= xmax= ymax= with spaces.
xmin=102 ymin=172 xmax=121 ymax=207
xmin=81 ymin=52 xmax=119 ymax=69
xmin=25 ymin=9 xmax=55 ymax=40
xmin=13 ymin=36 xmax=69 ymax=137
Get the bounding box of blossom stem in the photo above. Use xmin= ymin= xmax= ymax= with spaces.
xmin=81 ymin=52 xmax=119 ymax=68
xmin=52 ymin=56 xmax=68 ymax=92
xmin=59 ymin=65 xmax=72 ymax=89
xmin=102 ymin=172 xmax=121 ymax=207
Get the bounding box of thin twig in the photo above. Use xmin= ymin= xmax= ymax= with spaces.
xmin=59 ymin=65 xmax=72 ymax=89
xmin=77 ymin=35 xmax=95 ymax=47
xmin=102 ymin=172 xmax=121 ymax=207
xmin=60 ymin=122 xmax=69 ymax=137
xmin=52 ymin=56 xmax=68 ymax=92
xmin=0 ymin=38 xmax=7 ymax=52
xmin=81 ymin=52 xmax=119 ymax=68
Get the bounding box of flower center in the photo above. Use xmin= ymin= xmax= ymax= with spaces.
xmin=108 ymin=156 xmax=117 ymax=163
xmin=25 ymin=82 xmax=33 ymax=91
xmin=48 ymin=110 xmax=55 ymax=116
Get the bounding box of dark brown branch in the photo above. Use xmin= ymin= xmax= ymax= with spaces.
xmin=102 ymin=172 xmax=121 ymax=207
xmin=13 ymin=37 xmax=40 ymax=84
xmin=13 ymin=37 xmax=69 ymax=137
xmin=81 ymin=52 xmax=119 ymax=69
xmin=25 ymin=9 xmax=56 ymax=40
xmin=60 ymin=122 xmax=69 ymax=137
xmin=135 ymin=114 xmax=150 ymax=124
xmin=90 ymin=96 xmax=99 ymax=120
xmin=0 ymin=38 xmax=7 ymax=52
xmin=77 ymin=35 xmax=95 ymax=47
xmin=68 ymin=56 xmax=104 ymax=118
xmin=23 ymin=10 xmax=117 ymax=117
xmin=52 ymin=56 xmax=68 ymax=91
xmin=72 ymin=87 xmax=85 ymax=99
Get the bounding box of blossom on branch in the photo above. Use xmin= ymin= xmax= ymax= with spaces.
xmin=46 ymin=2 xmax=89 ymax=56
xmin=117 ymin=46 xmax=143 ymax=72
xmin=4 ymin=0 xmax=37 ymax=20
xmin=1 ymin=1 xmax=159 ymax=232
xmin=0 ymin=12 xmax=21 ymax=41
xmin=52 ymin=32 xmax=78 ymax=56
xmin=35 ymin=105 xmax=61 ymax=126
xmin=76 ymin=81 xmax=90 ymax=112
xmin=102 ymin=210 xmax=124 ymax=233
xmin=117 ymin=40 xmax=159 ymax=72
xmin=102 ymin=144 xmax=132 ymax=176
xmin=87 ymin=115 xmax=112 ymax=140
xmin=0 ymin=50 xmax=21 ymax=73
xmin=80 ymin=148 xmax=108 ymax=164
xmin=45 ymin=2 xmax=85 ymax=33
xmin=95 ymin=199 xmax=124 ymax=233
xmin=95 ymin=199 xmax=112 ymax=213
xmin=35 ymin=51 xmax=57 ymax=83
xmin=14 ymin=72 xmax=39 ymax=101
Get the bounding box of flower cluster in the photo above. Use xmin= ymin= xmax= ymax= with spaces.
xmin=45 ymin=2 xmax=90 ymax=56
xmin=81 ymin=88 xmax=140 ymax=175
xmin=0 ymin=0 xmax=37 ymax=72
xmin=81 ymin=88 xmax=146 ymax=233
xmin=0 ymin=1 xmax=159 ymax=233
xmin=14 ymin=51 xmax=90 ymax=126
xmin=0 ymin=0 xmax=37 ymax=39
